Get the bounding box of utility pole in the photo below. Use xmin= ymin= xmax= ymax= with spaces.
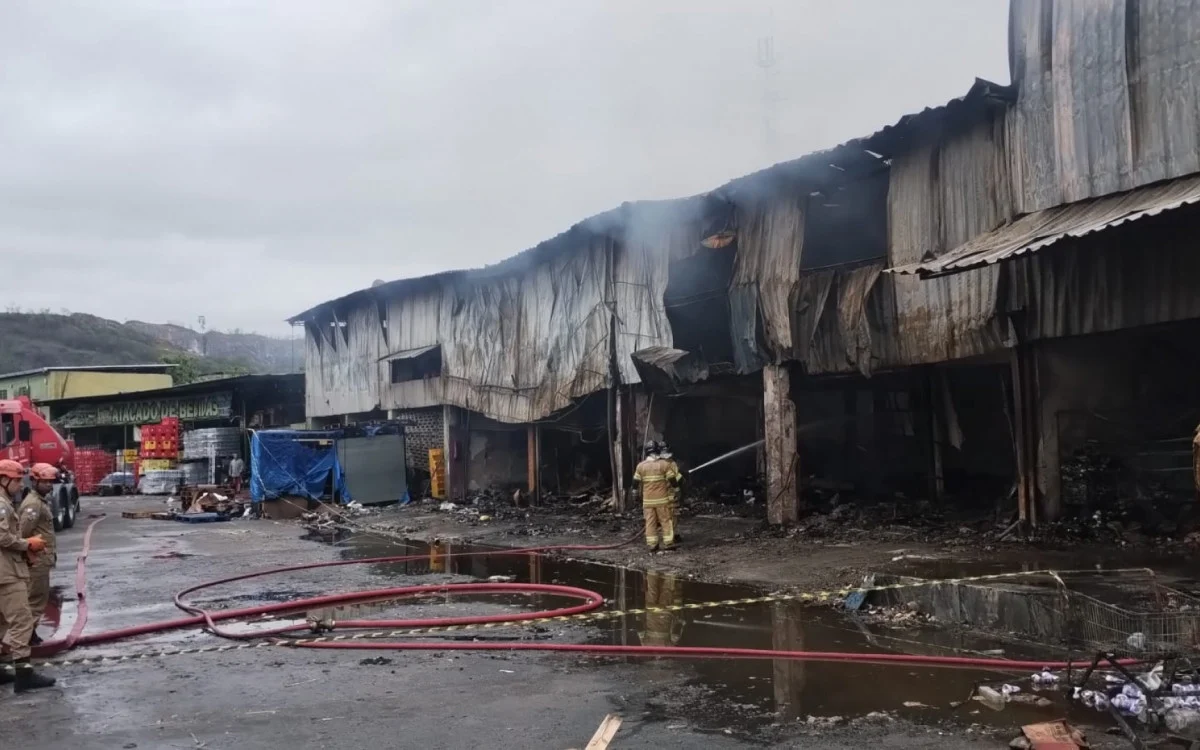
xmin=197 ymin=315 xmax=208 ymax=356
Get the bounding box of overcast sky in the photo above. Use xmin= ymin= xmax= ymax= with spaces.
xmin=1 ymin=1 xmax=1009 ymax=336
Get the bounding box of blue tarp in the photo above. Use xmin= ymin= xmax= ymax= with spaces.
xmin=250 ymin=429 xmax=350 ymax=504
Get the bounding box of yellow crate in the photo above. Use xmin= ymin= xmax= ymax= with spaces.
xmin=140 ymin=459 xmax=175 ymax=471
xmin=428 ymin=448 xmax=446 ymax=499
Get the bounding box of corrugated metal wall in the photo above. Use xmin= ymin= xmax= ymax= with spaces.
xmin=612 ymin=206 xmax=701 ymax=385
xmin=731 ymin=193 xmax=805 ymax=371
xmin=1008 ymin=0 xmax=1200 ymax=214
xmin=791 ymin=261 xmax=900 ymax=377
xmin=886 ymin=109 xmax=1014 ymax=364
xmin=306 ymin=232 xmax=670 ymax=424
xmin=1008 ymin=204 xmax=1200 ymax=340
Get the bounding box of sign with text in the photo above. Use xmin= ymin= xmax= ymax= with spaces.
xmin=58 ymin=392 xmax=234 ymax=428
xmin=96 ymin=392 xmax=232 ymax=425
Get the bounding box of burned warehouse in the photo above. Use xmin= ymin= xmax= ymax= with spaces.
xmin=290 ymin=0 xmax=1200 ymax=538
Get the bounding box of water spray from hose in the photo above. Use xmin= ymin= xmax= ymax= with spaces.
xmin=687 ymin=439 xmax=764 ymax=474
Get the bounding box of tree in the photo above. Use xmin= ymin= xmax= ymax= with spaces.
xmin=161 ymin=353 xmax=201 ymax=385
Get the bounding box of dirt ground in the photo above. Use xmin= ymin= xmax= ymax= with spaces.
xmin=360 ymin=495 xmax=1194 ymax=595
xmin=5 ymin=495 xmax=1149 ymax=749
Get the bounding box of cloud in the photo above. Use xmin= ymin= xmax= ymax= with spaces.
xmin=0 ymin=0 xmax=1009 ymax=334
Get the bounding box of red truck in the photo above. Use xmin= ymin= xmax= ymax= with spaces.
xmin=0 ymin=396 xmax=81 ymax=531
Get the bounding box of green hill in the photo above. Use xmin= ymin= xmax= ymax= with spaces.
xmin=0 ymin=312 xmax=262 ymax=383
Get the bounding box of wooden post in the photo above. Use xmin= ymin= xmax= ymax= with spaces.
xmin=763 ymin=364 xmax=798 ymax=525
xmin=924 ymin=370 xmax=945 ymax=506
xmin=613 ymin=387 xmax=627 ymax=512
xmin=527 ymin=424 xmax=538 ymax=504
xmin=1011 ymin=345 xmax=1039 ymax=526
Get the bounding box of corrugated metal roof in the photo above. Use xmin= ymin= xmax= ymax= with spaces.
xmin=0 ymin=363 xmax=178 ymax=380
xmin=888 ymin=174 xmax=1200 ymax=278
xmin=39 ymin=373 xmax=304 ymax=404
xmin=288 ymin=79 xmax=1012 ymax=326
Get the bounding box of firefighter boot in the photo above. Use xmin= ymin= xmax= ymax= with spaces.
xmin=13 ymin=660 xmax=55 ymax=693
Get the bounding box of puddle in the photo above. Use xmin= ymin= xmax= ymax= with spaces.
xmin=313 ymin=534 xmax=1110 ymax=733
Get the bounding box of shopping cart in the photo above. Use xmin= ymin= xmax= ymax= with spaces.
xmin=1056 ymin=569 xmax=1200 ymax=656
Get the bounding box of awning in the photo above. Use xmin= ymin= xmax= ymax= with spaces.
xmin=888 ymin=174 xmax=1200 ymax=278
xmin=377 ymin=344 xmax=439 ymax=362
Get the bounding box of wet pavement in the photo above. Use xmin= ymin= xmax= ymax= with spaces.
xmin=315 ymin=535 xmax=1111 ymax=734
xmin=8 ymin=496 xmax=1144 ymax=749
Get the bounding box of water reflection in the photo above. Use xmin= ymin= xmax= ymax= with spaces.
xmin=329 ymin=535 xmax=1079 ymax=731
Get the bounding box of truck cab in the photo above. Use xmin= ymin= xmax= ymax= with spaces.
xmin=0 ymin=397 xmax=80 ymax=530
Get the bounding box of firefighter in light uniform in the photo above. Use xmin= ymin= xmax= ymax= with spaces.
xmin=0 ymin=459 xmax=54 ymax=692
xmin=632 ymin=442 xmax=680 ymax=551
xmin=20 ymin=463 xmax=59 ymax=645
xmin=659 ymin=443 xmax=684 ymax=543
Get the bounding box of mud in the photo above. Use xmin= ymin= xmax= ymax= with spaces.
xmin=7 ymin=495 xmax=1142 ymax=749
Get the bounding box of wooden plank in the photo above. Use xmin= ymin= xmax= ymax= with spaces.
xmin=583 ymin=714 xmax=622 ymax=750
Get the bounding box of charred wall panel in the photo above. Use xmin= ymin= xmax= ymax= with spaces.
xmin=887 ymin=108 xmax=1013 ymax=365
xmin=1008 ymin=0 xmax=1200 ymax=213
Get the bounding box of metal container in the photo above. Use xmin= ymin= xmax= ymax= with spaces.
xmin=182 ymin=427 xmax=242 ymax=460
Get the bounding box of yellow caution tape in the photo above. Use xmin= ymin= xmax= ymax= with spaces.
xmin=36 ymin=566 xmax=1144 ymax=668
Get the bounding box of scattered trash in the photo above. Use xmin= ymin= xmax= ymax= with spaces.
xmin=902 ymin=701 xmax=929 ymax=708
xmin=357 ymin=657 xmax=392 ymax=666
xmin=842 ymin=573 xmax=874 ymax=611
xmin=976 ymin=685 xmax=1007 ymax=712
xmin=1031 ymin=668 xmax=1060 ymax=686
xmin=1126 ymin=631 xmax=1147 ymax=651
xmin=438 ymin=501 xmax=458 ymax=512
xmin=1017 ymin=719 xmax=1089 ymax=749
xmin=1164 ymin=707 xmax=1200 ymax=736
xmin=487 ymin=575 xmax=516 ymax=583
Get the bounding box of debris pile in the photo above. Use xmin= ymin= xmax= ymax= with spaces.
xmin=1068 ymin=662 xmax=1200 ymax=740
xmin=857 ymin=601 xmax=937 ymax=629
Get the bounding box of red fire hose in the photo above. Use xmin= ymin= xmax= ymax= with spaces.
xmin=36 ymin=519 xmax=1140 ymax=673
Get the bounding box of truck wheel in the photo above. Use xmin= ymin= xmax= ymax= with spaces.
xmin=63 ymin=488 xmax=77 ymax=529
xmin=51 ymin=493 xmax=64 ymax=532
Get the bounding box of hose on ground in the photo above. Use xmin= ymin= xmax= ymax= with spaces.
xmin=36 ymin=521 xmax=1143 ymax=674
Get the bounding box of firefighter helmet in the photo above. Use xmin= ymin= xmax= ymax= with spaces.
xmin=0 ymin=459 xmax=24 ymax=479
xmin=30 ymin=463 xmax=58 ymax=482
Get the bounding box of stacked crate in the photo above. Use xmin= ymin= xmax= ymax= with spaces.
xmin=75 ymin=449 xmax=116 ymax=494
xmin=140 ymin=418 xmax=180 ymax=460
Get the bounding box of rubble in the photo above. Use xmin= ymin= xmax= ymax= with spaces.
xmin=856 ymin=604 xmax=936 ymax=628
